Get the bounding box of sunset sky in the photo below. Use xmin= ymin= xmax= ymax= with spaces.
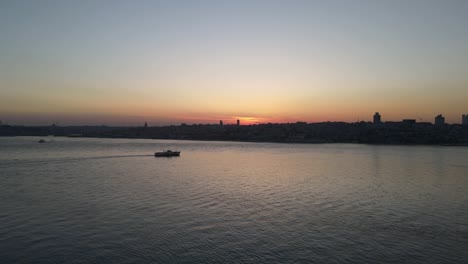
xmin=1 ymin=0 xmax=467 ymax=125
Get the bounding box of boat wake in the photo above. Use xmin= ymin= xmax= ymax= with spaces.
xmin=0 ymin=154 xmax=154 ymax=167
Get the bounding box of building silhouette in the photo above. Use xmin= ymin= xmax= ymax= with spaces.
xmin=463 ymin=114 xmax=468 ymax=125
xmin=402 ymin=119 xmax=416 ymax=125
xmin=373 ymin=112 xmax=381 ymax=124
xmin=219 ymin=120 xmax=223 ymax=125
xmin=435 ymin=114 xmax=445 ymax=125
xmin=237 ymin=119 xmax=240 ymax=126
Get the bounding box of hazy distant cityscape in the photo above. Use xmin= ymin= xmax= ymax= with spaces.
xmin=2 ymin=112 xmax=467 ymax=145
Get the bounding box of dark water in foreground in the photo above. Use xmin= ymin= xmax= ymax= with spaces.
xmin=0 ymin=137 xmax=467 ymax=263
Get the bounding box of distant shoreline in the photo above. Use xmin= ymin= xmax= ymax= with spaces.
xmin=1 ymin=122 xmax=468 ymax=146
xmin=2 ymin=135 xmax=468 ymax=147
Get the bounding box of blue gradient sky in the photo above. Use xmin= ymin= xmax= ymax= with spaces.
xmin=1 ymin=0 xmax=467 ymax=125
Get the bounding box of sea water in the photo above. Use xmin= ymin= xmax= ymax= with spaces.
xmin=0 ymin=137 xmax=467 ymax=263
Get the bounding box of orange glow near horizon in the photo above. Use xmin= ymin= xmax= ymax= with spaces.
xmin=3 ymin=103 xmax=467 ymax=126
xmin=235 ymin=117 xmax=262 ymax=125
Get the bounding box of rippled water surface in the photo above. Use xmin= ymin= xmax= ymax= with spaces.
xmin=1 ymin=137 xmax=467 ymax=263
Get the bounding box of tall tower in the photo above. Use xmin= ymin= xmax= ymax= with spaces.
xmin=237 ymin=119 xmax=240 ymax=126
xmin=219 ymin=120 xmax=223 ymax=125
xmin=435 ymin=114 xmax=445 ymax=125
xmin=373 ymin=112 xmax=381 ymax=124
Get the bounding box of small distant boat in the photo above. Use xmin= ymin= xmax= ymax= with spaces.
xmin=38 ymin=139 xmax=46 ymax=143
xmin=155 ymin=150 xmax=181 ymax=157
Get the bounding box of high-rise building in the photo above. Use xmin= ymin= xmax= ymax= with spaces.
xmin=237 ymin=119 xmax=240 ymax=126
xmin=435 ymin=114 xmax=445 ymax=125
xmin=219 ymin=120 xmax=223 ymax=125
xmin=463 ymin=114 xmax=468 ymax=125
xmin=373 ymin=112 xmax=381 ymax=124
